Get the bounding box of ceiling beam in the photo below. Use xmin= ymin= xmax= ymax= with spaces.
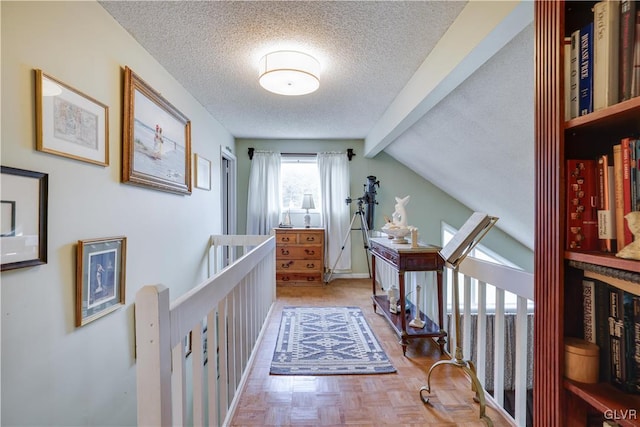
xmin=363 ymin=0 xmax=533 ymax=158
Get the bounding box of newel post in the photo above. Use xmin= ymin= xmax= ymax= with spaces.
xmin=135 ymin=285 xmax=172 ymax=426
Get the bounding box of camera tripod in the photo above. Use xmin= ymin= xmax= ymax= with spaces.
xmin=325 ymin=202 xmax=371 ymax=283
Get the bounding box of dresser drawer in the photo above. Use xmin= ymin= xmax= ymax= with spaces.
xmin=276 ymin=272 xmax=323 ymax=284
xmin=275 ymin=232 xmax=298 ymax=244
xmin=297 ymin=231 xmax=322 ymax=244
xmin=277 ymin=245 xmax=322 ymax=260
xmin=277 ymin=259 xmax=323 ymax=272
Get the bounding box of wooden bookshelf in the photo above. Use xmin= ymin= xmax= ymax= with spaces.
xmin=535 ymin=1 xmax=640 ymax=425
xmin=564 ymin=380 xmax=640 ymax=427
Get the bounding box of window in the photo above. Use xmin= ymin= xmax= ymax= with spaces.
xmin=442 ymin=222 xmax=534 ymax=313
xmin=280 ymin=156 xmax=321 ymax=212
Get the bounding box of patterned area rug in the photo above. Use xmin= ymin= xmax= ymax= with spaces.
xmin=270 ymin=306 xmax=396 ymax=375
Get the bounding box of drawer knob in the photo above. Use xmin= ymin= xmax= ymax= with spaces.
xmin=280 ymin=249 xmax=290 ymax=255
xmin=280 ymin=261 xmax=293 ymax=269
xmin=306 ymin=263 xmax=315 ymax=269
xmin=305 ymin=249 xmax=315 ymax=255
xmin=281 ymin=237 xmax=290 ymax=242
xmin=306 ymin=236 xmax=315 ymax=242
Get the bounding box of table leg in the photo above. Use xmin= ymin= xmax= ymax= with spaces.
xmin=399 ymin=271 xmax=408 ymax=356
xmin=436 ymin=268 xmax=446 ymax=353
xmin=371 ymin=254 xmax=377 ymax=313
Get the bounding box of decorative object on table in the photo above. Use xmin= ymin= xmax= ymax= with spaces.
xmin=122 ymin=66 xmax=192 ymax=195
xmin=381 ymin=195 xmax=412 ymax=243
xmin=279 ymin=208 xmax=292 ymax=227
xmin=616 ymin=212 xmax=640 ymax=260
xmin=410 ymin=226 xmax=419 ymax=248
xmin=1 ymin=166 xmax=48 ymax=271
xmin=270 ymin=306 xmax=396 ymax=375
xmin=301 ymin=193 xmax=315 ymax=228
xmin=409 ymin=284 xmax=425 ymax=329
xmin=419 ymin=212 xmax=498 ymax=426
xmin=388 ymin=288 xmax=400 ymax=314
xmin=35 ymin=69 xmax=109 ymax=166
xmin=194 ymin=153 xmax=211 ymax=190
xmin=76 ymin=236 xmax=127 ymax=326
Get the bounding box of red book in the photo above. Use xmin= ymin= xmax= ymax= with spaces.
xmin=620 ymin=0 xmax=637 ymax=101
xmin=597 ymin=155 xmax=617 ymax=252
xmin=621 ymin=138 xmax=634 ymax=246
xmin=566 ymin=159 xmax=599 ymax=251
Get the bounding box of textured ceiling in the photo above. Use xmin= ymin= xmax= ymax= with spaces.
xmin=99 ymin=1 xmax=535 ymax=250
xmin=99 ymin=0 xmax=466 ymax=139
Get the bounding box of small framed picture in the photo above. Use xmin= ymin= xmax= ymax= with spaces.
xmin=76 ymin=236 xmax=127 ymax=326
xmin=122 ymin=66 xmax=191 ymax=195
xmin=194 ymin=154 xmax=211 ymax=190
xmin=35 ymin=69 xmax=109 ymax=166
xmin=1 ymin=166 xmax=48 ymax=271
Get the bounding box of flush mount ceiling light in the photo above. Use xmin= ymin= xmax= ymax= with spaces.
xmin=258 ymin=50 xmax=320 ymax=96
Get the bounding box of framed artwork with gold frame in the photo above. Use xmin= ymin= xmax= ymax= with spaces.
xmin=122 ymin=66 xmax=191 ymax=195
xmin=35 ymin=69 xmax=109 ymax=166
xmin=76 ymin=236 xmax=127 ymax=326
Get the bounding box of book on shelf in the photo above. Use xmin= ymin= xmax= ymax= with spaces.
xmin=580 ymin=22 xmax=595 ymax=115
xmin=631 ymin=296 xmax=640 ymax=393
xmin=598 ymin=154 xmax=618 ymax=252
xmin=614 ymin=144 xmax=625 ymax=246
xmin=620 ymin=0 xmax=637 ymax=101
xmin=584 ymin=279 xmax=597 ymax=344
xmin=594 ymin=0 xmax=621 ymax=111
xmin=635 ymin=139 xmax=640 ymax=211
xmin=583 ymin=278 xmax=613 ymax=383
xmin=570 ymin=31 xmax=580 ymax=119
xmin=621 ymin=138 xmax=635 ymax=246
xmin=631 ymin=8 xmax=640 ymax=97
xmin=567 ymin=159 xmax=599 ymax=251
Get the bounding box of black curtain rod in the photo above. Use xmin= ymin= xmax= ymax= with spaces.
xmin=248 ymin=147 xmax=355 ymax=161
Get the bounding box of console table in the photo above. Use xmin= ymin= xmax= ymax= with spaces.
xmin=369 ymin=237 xmax=446 ymax=355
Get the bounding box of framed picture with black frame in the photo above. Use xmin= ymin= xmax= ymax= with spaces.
xmin=0 ymin=166 xmax=48 ymax=271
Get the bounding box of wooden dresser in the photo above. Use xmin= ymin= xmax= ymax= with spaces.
xmin=274 ymin=228 xmax=324 ymax=285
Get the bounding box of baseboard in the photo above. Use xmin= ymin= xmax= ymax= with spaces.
xmin=327 ymin=272 xmax=370 ymax=280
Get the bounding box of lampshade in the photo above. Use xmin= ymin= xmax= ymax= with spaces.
xmin=301 ymin=194 xmax=315 ymax=210
xmin=258 ymin=51 xmax=320 ymax=96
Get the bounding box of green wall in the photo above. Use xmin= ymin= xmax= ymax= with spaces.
xmin=236 ymin=139 xmax=533 ymax=273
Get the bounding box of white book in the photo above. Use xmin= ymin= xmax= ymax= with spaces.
xmin=570 ymin=29 xmax=580 ymax=119
xmin=593 ymin=0 xmax=620 ymax=111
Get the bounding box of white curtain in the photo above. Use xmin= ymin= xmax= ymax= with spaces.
xmin=317 ymin=152 xmax=351 ymax=271
xmin=246 ymin=151 xmax=281 ymax=235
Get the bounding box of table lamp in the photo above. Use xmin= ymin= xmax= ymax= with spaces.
xmin=301 ymin=193 xmax=315 ymax=228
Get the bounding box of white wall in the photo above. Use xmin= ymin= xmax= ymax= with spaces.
xmin=1 ymin=2 xmax=234 ymax=425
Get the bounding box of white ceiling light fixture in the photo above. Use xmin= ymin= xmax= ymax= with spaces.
xmin=258 ymin=50 xmax=320 ymax=96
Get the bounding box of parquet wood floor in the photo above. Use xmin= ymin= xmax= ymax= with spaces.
xmin=229 ymin=279 xmax=515 ymax=426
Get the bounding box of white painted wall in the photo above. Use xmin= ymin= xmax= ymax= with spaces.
xmin=1 ymin=2 xmax=234 ymax=425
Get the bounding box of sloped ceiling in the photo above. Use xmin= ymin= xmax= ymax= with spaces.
xmin=99 ymin=0 xmax=535 ymax=249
